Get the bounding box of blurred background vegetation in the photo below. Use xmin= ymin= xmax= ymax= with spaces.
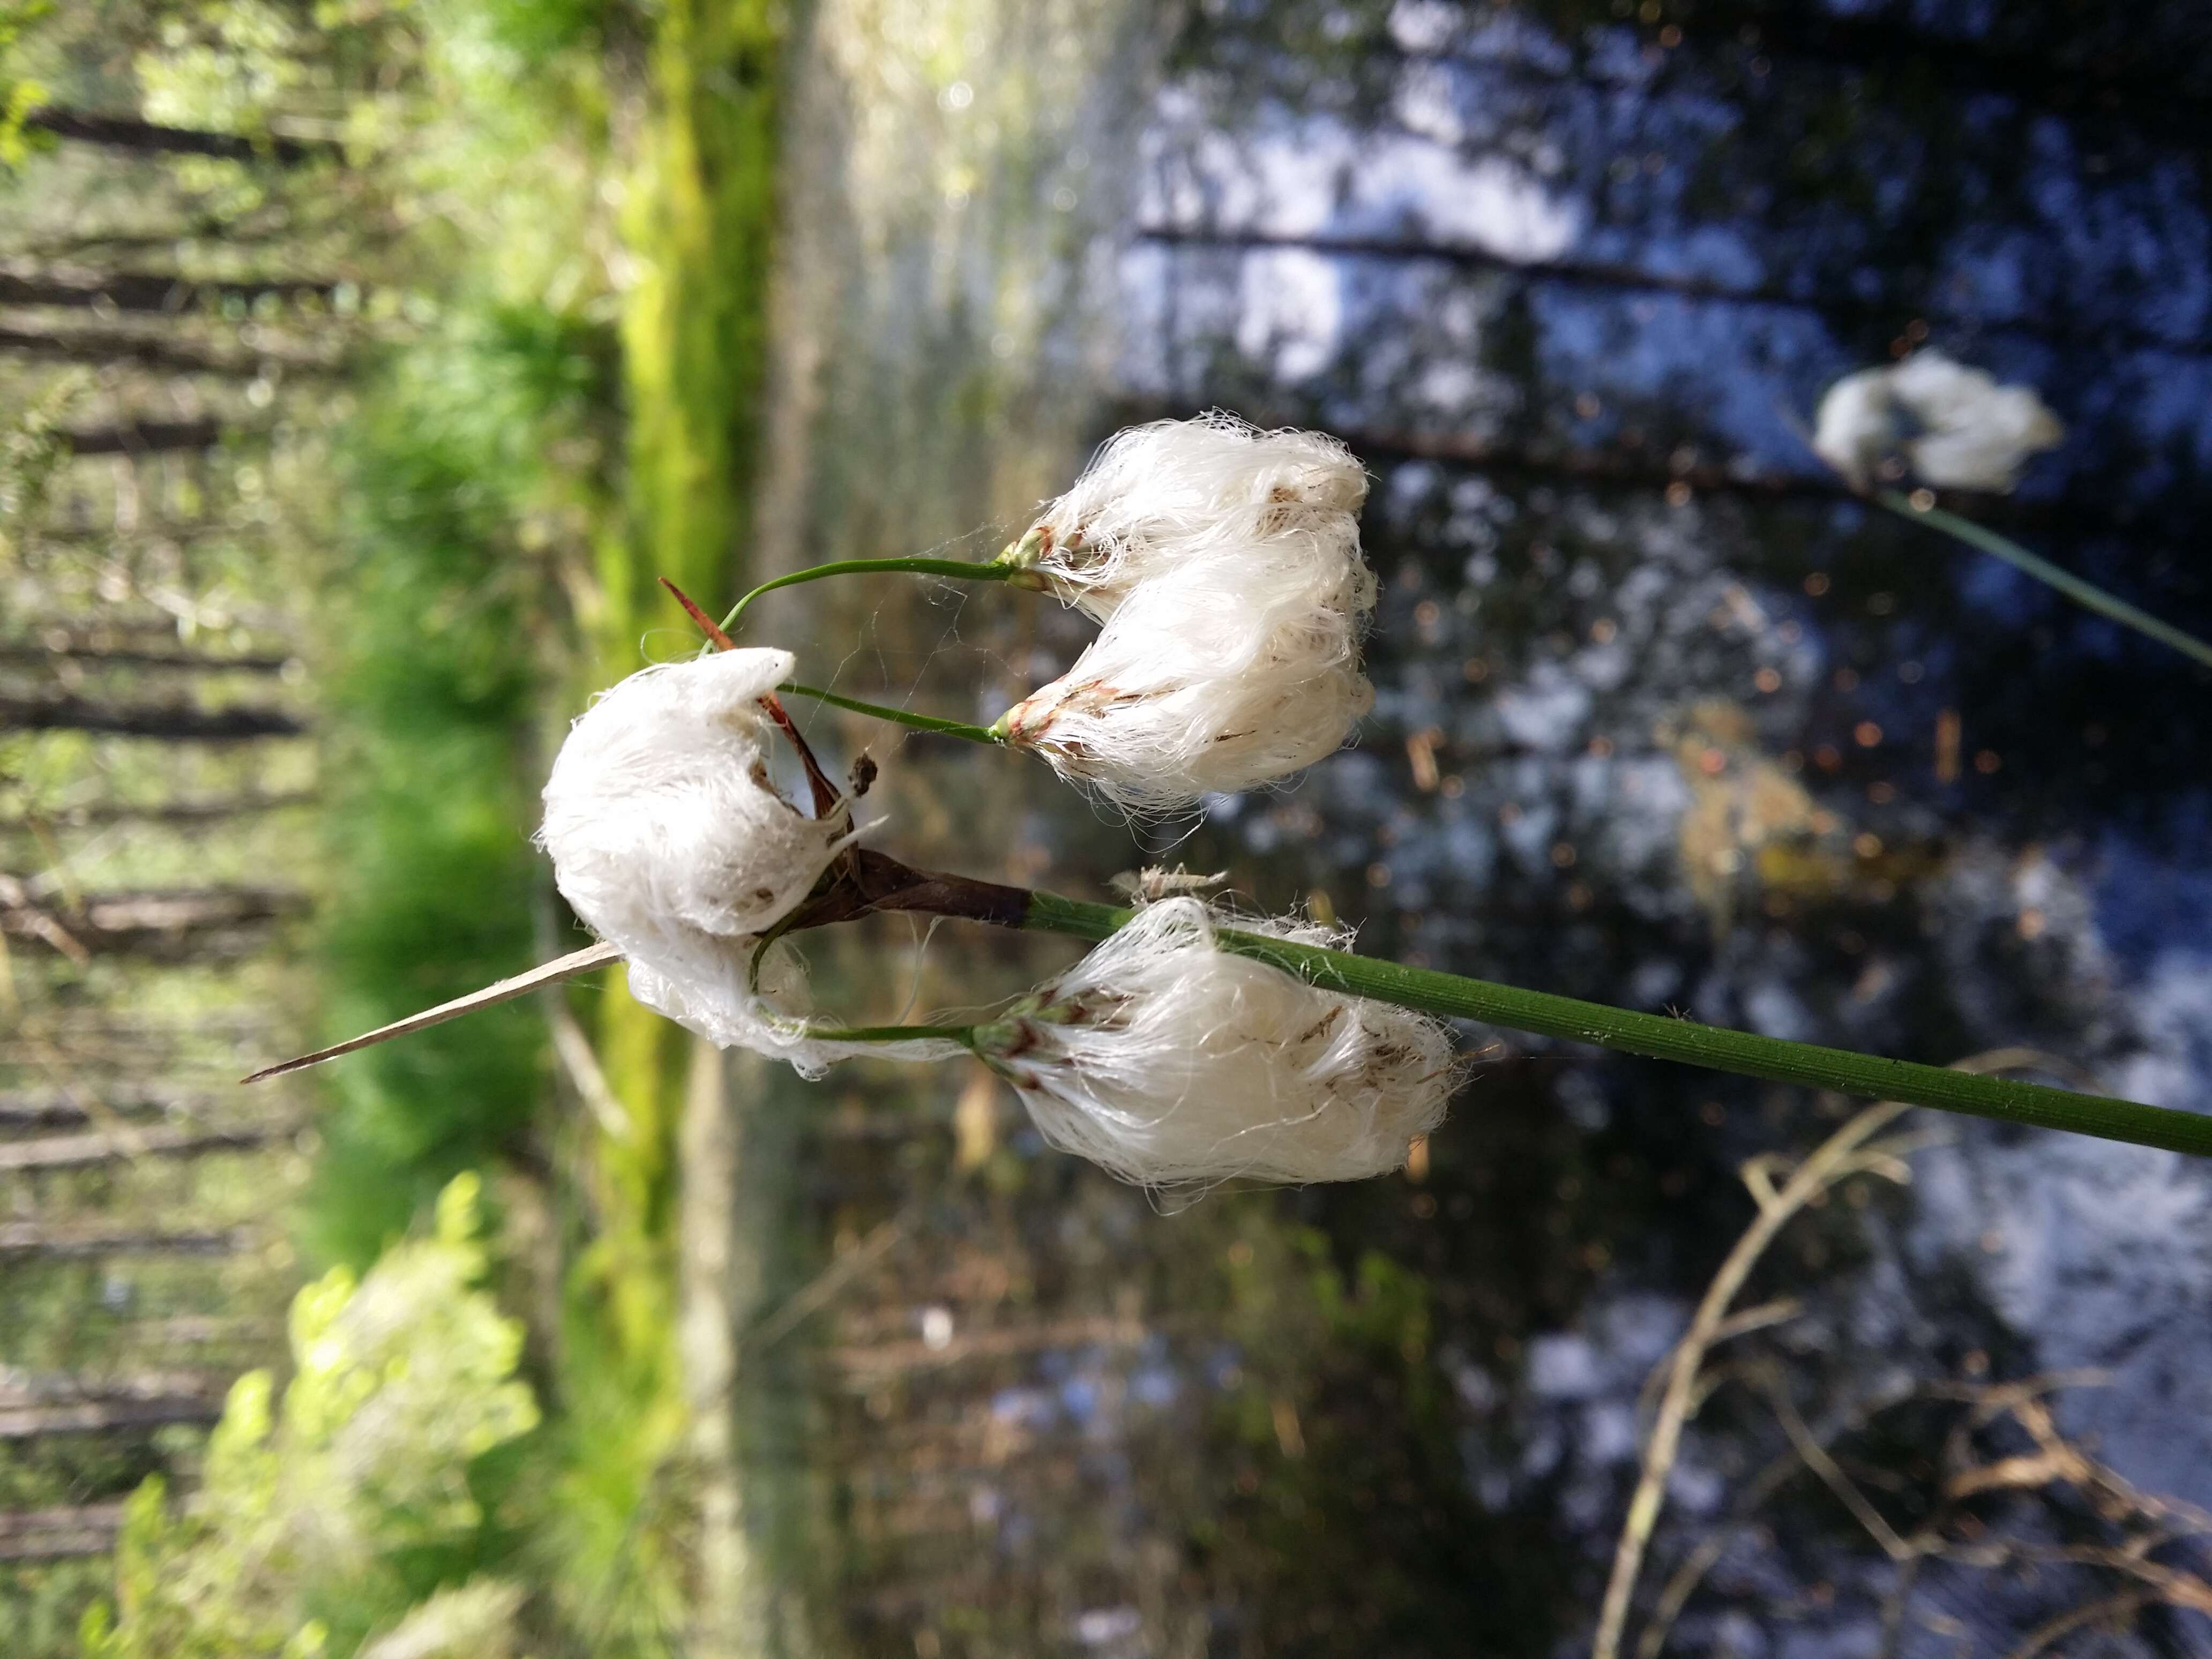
xmin=4 ymin=1 xmax=2212 ymax=1656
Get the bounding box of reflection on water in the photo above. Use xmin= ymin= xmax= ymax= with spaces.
xmin=743 ymin=2 xmax=2212 ymax=1652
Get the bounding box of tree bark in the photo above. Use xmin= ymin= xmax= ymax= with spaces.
xmin=0 ymin=1371 xmax=231 ymax=1441
xmin=0 ymin=1013 xmax=271 ymax=1043
xmin=0 ymin=692 xmax=303 ymax=739
xmin=0 ymin=1393 xmax=225 ymax=1440
xmin=0 ymin=1125 xmax=289 ymax=1173
xmin=21 ymin=519 xmax=270 ymax=547
xmin=0 ymin=1086 xmax=221 ymax=1130
xmin=0 ymin=270 xmax=341 ymax=313
xmin=0 ymin=1503 xmax=126 ymax=1561
xmin=119 ymin=1314 xmax=282 ymax=1350
xmin=0 ymin=322 xmax=335 ymax=378
xmin=0 ymin=888 xmax=307 ymax=960
xmin=61 ymin=418 xmax=227 ymax=455
xmin=25 ymin=108 xmax=344 ymax=166
xmin=1135 ymin=225 xmax=2208 ymax=358
xmin=0 ymin=638 xmax=293 ymax=674
xmin=0 ymin=790 xmax=316 ymax=832
xmin=0 ymin=1223 xmax=248 ymax=1260
xmin=19 ymin=208 xmax=304 ymax=262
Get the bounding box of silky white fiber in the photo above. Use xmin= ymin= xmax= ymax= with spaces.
xmin=540 ymin=647 xmax=847 ymax=943
xmin=617 ymin=926 xmax=967 ymax=1080
xmin=980 ymin=896 xmax=1456 ymax=1189
xmin=997 ymin=544 xmax=1376 ymax=812
xmin=1810 ymin=365 xmax=1896 ymax=492
xmin=1813 ymin=350 xmax=2062 ymax=494
xmin=1887 ymin=350 xmax=2065 ymax=492
xmin=1011 ymin=412 xmax=1373 ymax=623
xmin=537 ymin=648 xmax=966 ymax=1077
xmin=993 ymin=416 xmax=1381 ymax=812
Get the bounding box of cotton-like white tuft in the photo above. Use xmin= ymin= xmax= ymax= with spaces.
xmin=976 ymin=897 xmax=1456 ymax=1189
xmin=996 ymin=552 xmax=1376 ymax=811
xmin=1809 ymin=366 xmax=1896 ymax=491
xmin=989 ymin=414 xmax=1381 ymax=811
xmin=1887 ymin=350 xmax=2065 ymax=492
xmin=1005 ymin=412 xmax=1374 ymax=622
xmin=538 ymin=648 xmax=963 ymax=1076
xmin=541 ymin=648 xmax=843 ymax=940
xmin=1811 ymin=352 xmax=2062 ymax=494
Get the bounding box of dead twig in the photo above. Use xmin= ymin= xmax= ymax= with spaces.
xmin=1634 ymin=1298 xmax=1803 ymax=1440
xmin=1596 ymin=1050 xmax=2082 ymax=1659
xmin=1593 ymin=1098 xmax=1910 ymax=1659
xmin=1757 ymin=1365 xmax=1915 ymax=1561
xmin=545 ymin=996 xmax=632 ymax=1142
xmin=741 ymin=1204 xmax=917 ymax=1356
xmin=1638 ymin=1374 xmax=1919 ymax=1659
xmin=2005 ymin=1593 xmax=2150 ymax=1659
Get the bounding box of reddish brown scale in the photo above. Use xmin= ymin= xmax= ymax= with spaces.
xmin=659 ymin=573 xmax=842 ymax=817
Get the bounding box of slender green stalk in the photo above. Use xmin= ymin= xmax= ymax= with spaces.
xmin=806 ymin=1023 xmax=980 ymax=1047
xmin=780 ymin=682 xmax=1007 ymax=746
xmin=1878 ymin=489 xmax=2212 ymax=671
xmin=715 ymin=556 xmax=1030 ymax=635
xmin=1019 ymin=890 xmax=2212 ymax=1157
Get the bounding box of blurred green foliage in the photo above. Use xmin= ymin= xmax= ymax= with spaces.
xmin=466 ymin=0 xmax=638 ymax=62
xmin=81 ymin=1176 xmax=537 ymax=1658
xmin=304 ymin=307 xmax=619 ymax=1268
xmin=9 ymin=0 xmax=775 ymax=1649
xmin=0 ymin=369 xmax=88 ymax=533
xmin=1197 ymin=1216 xmax=1560 ymax=1654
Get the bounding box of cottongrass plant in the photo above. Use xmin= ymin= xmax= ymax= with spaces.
xmin=998 ymin=412 xmax=1373 ymax=621
xmin=1812 ymin=349 xmax=2064 ymax=493
xmin=991 ymin=553 xmax=1376 ymax=811
xmin=994 ymin=419 xmax=1378 ymax=809
xmin=252 ymin=415 xmax=2212 ymax=1181
xmin=716 ymin=413 xmax=1382 ymax=813
xmin=535 ymin=645 xmax=965 ymax=1078
xmin=538 ymin=647 xmax=852 ymax=942
xmin=972 ymin=896 xmax=1456 ymax=1189
xmin=1810 ymin=352 xmax=2212 ymax=669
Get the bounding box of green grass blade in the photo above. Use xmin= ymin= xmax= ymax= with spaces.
xmin=1879 ymin=489 xmax=2212 ymax=670
xmin=716 ymin=557 xmax=1017 ymax=636
xmin=781 ymin=681 xmax=1005 ymax=746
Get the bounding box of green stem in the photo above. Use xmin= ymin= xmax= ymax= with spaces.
xmin=1877 ymin=489 xmax=2212 ymax=671
xmin=716 ymin=557 xmax=1025 ymax=636
xmin=1019 ymin=890 xmax=2212 ymax=1157
xmin=808 ymin=1023 xmax=980 ymax=1047
xmin=780 ymin=682 xmax=1007 ymax=746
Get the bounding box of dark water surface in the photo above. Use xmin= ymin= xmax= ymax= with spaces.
xmin=738 ymin=3 xmax=2212 ymax=1653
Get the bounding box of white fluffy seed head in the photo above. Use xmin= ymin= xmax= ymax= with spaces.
xmin=1887 ymin=351 xmax=2065 ymax=491
xmin=997 ymin=553 xmax=1376 ymax=812
xmin=990 ymin=414 xmax=1381 ymax=812
xmin=1007 ymin=412 xmax=1376 ymax=622
xmin=1810 ymin=365 xmax=1896 ymax=491
xmin=538 ymin=649 xmax=964 ymax=1077
xmin=978 ymin=896 xmax=1456 ymax=1191
xmin=1812 ymin=352 xmax=2063 ymax=494
xmin=541 ymin=648 xmax=843 ymax=941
